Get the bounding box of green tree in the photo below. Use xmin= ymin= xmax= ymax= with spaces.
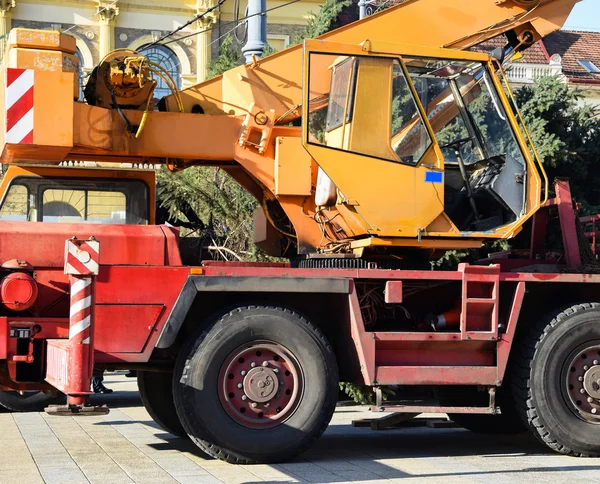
xmin=294 ymin=0 xmax=352 ymax=43
xmin=514 ymin=75 xmax=600 ymax=212
xmin=262 ymin=42 xmax=277 ymax=57
xmin=157 ymin=166 xmax=262 ymax=261
xmin=207 ymin=34 xmax=241 ymax=79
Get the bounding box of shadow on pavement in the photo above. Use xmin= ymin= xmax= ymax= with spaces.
xmin=5 ymin=381 xmax=598 ymax=483
xmin=148 ymin=438 xmax=213 ymax=459
xmin=92 ymin=387 xmax=600 ymax=482
xmin=89 ymin=390 xmax=142 ymax=408
xmin=137 ymin=416 xmax=600 ymax=482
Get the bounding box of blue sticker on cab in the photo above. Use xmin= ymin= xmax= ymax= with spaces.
xmin=425 ymin=171 xmax=443 ymax=183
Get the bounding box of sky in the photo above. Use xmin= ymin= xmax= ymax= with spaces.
xmin=564 ymin=0 xmax=600 ymax=31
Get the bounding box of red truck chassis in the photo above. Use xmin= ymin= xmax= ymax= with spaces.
xmin=1 ymin=179 xmax=599 ymax=462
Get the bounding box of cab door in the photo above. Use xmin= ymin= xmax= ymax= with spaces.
xmin=301 ymin=39 xmax=444 ymax=237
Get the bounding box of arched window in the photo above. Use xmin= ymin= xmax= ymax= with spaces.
xmin=75 ymin=48 xmax=85 ymax=100
xmin=139 ymin=44 xmax=181 ymax=100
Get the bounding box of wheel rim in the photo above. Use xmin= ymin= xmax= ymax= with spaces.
xmin=564 ymin=342 xmax=600 ymax=423
xmin=218 ymin=341 xmax=303 ymax=429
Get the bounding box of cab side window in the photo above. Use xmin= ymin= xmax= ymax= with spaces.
xmin=307 ymin=53 xmax=432 ymax=166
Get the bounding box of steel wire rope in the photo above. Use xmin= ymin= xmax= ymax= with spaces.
xmin=62 ymin=0 xmax=119 ymax=34
xmin=154 ymin=0 xmax=301 ymax=49
xmin=233 ymin=0 xmax=248 ymax=45
xmin=139 ymin=0 xmax=228 ymax=52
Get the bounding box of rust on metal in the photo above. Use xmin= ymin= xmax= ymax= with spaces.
xmin=565 ymin=344 xmax=600 ymax=423
xmin=372 ymin=405 xmax=496 ymax=414
xmin=218 ymin=342 xmax=302 ymax=429
xmin=496 ymin=281 xmax=526 ymax=382
xmin=1 ymin=259 xmax=33 ymax=270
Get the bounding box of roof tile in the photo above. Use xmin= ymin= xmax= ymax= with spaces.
xmin=543 ymin=30 xmax=600 ymax=82
xmin=473 ymin=36 xmax=549 ymax=64
xmin=473 ymin=30 xmax=600 ymax=83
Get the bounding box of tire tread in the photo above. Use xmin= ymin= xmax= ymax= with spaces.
xmin=173 ymin=305 xmax=338 ymax=464
xmin=510 ymin=302 xmax=600 ymax=457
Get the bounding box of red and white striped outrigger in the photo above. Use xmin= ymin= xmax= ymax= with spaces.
xmin=46 ymin=237 xmax=108 ymax=415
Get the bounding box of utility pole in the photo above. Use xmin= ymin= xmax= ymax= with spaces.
xmin=242 ymin=0 xmax=266 ymax=62
xmin=358 ymin=0 xmax=366 ymax=19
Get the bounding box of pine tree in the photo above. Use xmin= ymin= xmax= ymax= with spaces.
xmin=157 ymin=166 xmax=262 ymax=261
xmin=207 ymin=34 xmax=241 ymax=79
xmin=515 ymin=76 xmax=600 ymax=212
xmin=294 ymin=0 xmax=352 ymax=43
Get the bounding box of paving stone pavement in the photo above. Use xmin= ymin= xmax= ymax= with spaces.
xmin=1 ymin=374 xmax=600 ymax=484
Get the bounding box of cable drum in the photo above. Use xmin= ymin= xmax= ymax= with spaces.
xmin=84 ymin=50 xmax=154 ymax=109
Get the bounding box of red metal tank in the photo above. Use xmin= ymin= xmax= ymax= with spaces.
xmin=0 ymin=272 xmax=38 ymax=311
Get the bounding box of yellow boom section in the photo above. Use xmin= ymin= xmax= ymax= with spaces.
xmin=0 ymin=0 xmax=580 ymax=259
xmin=174 ymin=0 xmax=579 ymax=119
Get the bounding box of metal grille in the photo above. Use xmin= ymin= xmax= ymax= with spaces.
xmin=140 ymin=44 xmax=181 ymax=101
xmin=294 ymin=257 xmax=429 ymax=270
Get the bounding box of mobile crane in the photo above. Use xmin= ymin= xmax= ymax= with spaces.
xmin=0 ymin=0 xmax=597 ymax=464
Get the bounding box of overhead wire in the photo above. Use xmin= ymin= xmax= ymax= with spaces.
xmin=207 ymin=21 xmax=247 ymax=50
xmin=90 ymin=0 xmax=300 ymax=141
xmin=155 ymin=0 xmax=301 ymax=49
xmin=63 ymin=0 xmax=119 ymax=34
xmin=233 ymin=0 xmax=248 ymax=44
xmin=139 ymin=0 xmax=228 ymax=52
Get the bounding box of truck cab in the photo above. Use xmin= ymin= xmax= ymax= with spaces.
xmin=0 ymin=165 xmax=155 ymax=225
xmin=0 ymin=164 xmax=157 ymax=412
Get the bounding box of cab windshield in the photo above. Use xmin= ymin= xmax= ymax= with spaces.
xmin=402 ymin=57 xmax=528 ymax=231
xmin=403 ymin=57 xmax=526 ymax=168
xmin=0 ymin=177 xmax=149 ymax=224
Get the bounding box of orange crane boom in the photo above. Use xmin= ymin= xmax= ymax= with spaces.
xmin=0 ymin=0 xmax=581 ymax=259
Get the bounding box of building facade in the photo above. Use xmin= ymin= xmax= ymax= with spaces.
xmin=2 ymin=2 xmax=597 ymax=105
xmin=0 ymin=0 xmax=320 ymax=95
xmin=481 ymin=30 xmax=600 ymax=107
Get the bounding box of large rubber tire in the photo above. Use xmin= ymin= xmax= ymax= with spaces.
xmin=440 ymin=386 xmax=528 ymax=434
xmin=173 ymin=305 xmax=339 ymax=464
xmin=0 ymin=390 xmax=65 ymax=412
xmin=511 ymin=303 xmax=600 ymax=456
xmin=138 ymin=370 xmax=186 ymax=437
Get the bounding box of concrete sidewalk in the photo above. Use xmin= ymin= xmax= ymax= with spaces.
xmin=2 ymin=375 xmax=600 ymax=484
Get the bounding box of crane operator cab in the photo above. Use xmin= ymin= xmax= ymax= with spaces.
xmin=302 ymin=40 xmax=543 ymax=245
